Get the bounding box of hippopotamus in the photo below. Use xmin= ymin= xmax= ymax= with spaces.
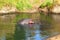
xmin=19 ymin=19 xmax=34 ymax=25
xmin=14 ymin=19 xmax=35 ymax=40
xmin=14 ymin=18 xmax=50 ymax=40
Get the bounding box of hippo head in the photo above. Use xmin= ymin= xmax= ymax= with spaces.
xmin=18 ymin=19 xmax=35 ymax=25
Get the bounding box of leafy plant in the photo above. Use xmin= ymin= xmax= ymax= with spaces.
xmin=0 ymin=0 xmax=54 ymax=11
xmin=0 ymin=0 xmax=32 ymax=11
xmin=40 ymin=0 xmax=53 ymax=8
xmin=16 ymin=0 xmax=32 ymax=11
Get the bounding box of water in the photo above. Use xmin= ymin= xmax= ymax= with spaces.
xmin=25 ymin=24 xmax=42 ymax=40
xmin=14 ymin=22 xmax=48 ymax=40
xmin=0 ymin=33 xmax=6 ymax=40
xmin=0 ymin=13 xmax=60 ymax=40
xmin=14 ymin=17 xmax=56 ymax=40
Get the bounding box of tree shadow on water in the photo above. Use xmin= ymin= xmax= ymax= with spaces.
xmin=14 ymin=23 xmax=25 ymax=40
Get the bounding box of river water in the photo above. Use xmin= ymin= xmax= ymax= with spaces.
xmin=0 ymin=13 xmax=60 ymax=40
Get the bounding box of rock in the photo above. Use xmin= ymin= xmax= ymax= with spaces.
xmin=0 ymin=6 xmax=17 ymax=13
xmin=20 ymin=9 xmax=38 ymax=13
xmin=51 ymin=5 xmax=60 ymax=13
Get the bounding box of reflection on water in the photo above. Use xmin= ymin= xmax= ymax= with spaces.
xmin=14 ymin=14 xmax=60 ymax=40
xmin=14 ymin=18 xmax=52 ymax=40
xmin=0 ymin=13 xmax=60 ymax=40
xmin=25 ymin=24 xmax=42 ymax=40
xmin=0 ymin=34 xmax=6 ymax=40
xmin=14 ymin=22 xmax=48 ymax=40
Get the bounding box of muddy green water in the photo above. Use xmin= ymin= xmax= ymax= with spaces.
xmin=0 ymin=12 xmax=60 ymax=40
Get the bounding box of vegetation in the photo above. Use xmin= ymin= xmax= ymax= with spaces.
xmin=40 ymin=0 xmax=53 ymax=8
xmin=0 ymin=0 xmax=56 ymax=11
xmin=0 ymin=0 xmax=60 ymax=40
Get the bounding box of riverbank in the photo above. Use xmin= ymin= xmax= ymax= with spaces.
xmin=0 ymin=7 xmax=38 ymax=14
xmin=0 ymin=4 xmax=60 ymax=15
xmin=47 ymin=34 xmax=60 ymax=40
